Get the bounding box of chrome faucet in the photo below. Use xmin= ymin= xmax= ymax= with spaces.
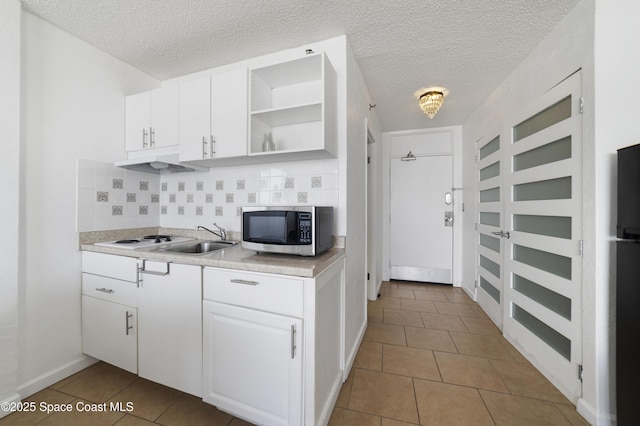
xmin=196 ymin=223 xmax=227 ymax=241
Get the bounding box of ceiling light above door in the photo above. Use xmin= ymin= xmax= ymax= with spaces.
xmin=415 ymin=87 xmax=449 ymax=119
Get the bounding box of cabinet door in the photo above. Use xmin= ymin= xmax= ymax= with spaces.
xmin=125 ymin=91 xmax=151 ymax=151
xmin=211 ymin=68 xmax=248 ymax=158
xmin=203 ymin=301 xmax=302 ymax=426
xmin=179 ymin=77 xmax=212 ymax=161
xmin=81 ymin=295 xmax=137 ymax=373
xmin=138 ymin=262 xmax=202 ymax=396
xmin=150 ymin=85 xmax=180 ymax=148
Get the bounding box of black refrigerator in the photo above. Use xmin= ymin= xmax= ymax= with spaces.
xmin=616 ymin=143 xmax=640 ymax=425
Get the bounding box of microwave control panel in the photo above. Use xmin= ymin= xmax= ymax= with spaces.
xmin=298 ymin=213 xmax=312 ymax=244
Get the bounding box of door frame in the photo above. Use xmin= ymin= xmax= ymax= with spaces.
xmin=366 ymin=126 xmax=381 ymax=300
xmin=381 ymin=127 xmax=463 ymax=286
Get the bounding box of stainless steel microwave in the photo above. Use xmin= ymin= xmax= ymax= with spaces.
xmin=241 ymin=206 xmax=334 ymax=256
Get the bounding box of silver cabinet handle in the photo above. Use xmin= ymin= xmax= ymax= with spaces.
xmin=230 ymin=279 xmax=259 ymax=286
xmin=210 ymin=135 xmax=215 ymax=157
xmin=142 ymin=128 xmax=148 ymax=148
xmin=149 ymin=127 xmax=155 ymax=147
xmin=202 ymin=136 xmax=208 ymax=159
xmin=95 ymin=288 xmax=114 ymax=293
xmin=138 ymin=259 xmax=171 ymax=276
xmin=291 ymin=325 xmax=297 ymax=359
xmin=125 ymin=311 xmax=133 ymax=335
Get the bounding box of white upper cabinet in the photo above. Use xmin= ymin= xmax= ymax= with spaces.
xmin=212 ymin=68 xmax=249 ymax=158
xmin=249 ymin=52 xmax=337 ymax=159
xmin=179 ymin=68 xmax=248 ymax=162
xmin=127 ymin=50 xmax=338 ymax=164
xmin=125 ymin=85 xmax=180 ymax=152
xmin=178 ymin=77 xmax=211 ymax=161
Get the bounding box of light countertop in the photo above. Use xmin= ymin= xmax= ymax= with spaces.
xmin=81 ymin=241 xmax=344 ymax=278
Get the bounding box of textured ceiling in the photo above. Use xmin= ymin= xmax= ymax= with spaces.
xmin=20 ymin=0 xmax=581 ymax=131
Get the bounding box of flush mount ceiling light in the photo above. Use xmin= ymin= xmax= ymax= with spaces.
xmin=415 ymin=87 xmax=449 ymax=119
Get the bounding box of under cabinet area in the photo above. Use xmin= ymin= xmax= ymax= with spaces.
xmin=137 ymin=260 xmax=202 ymax=397
xmin=125 ymin=85 xmax=180 ymax=151
xmin=179 ymin=68 xmax=248 ymax=162
xmin=249 ymin=52 xmax=337 ymax=158
xmin=81 ymin=251 xmax=140 ymax=373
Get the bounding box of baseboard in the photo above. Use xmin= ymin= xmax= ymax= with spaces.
xmin=367 ymin=279 xmax=383 ymax=301
xmin=315 ymin=372 xmax=343 ymax=426
xmin=17 ymin=355 xmax=98 ymax=399
xmin=343 ymin=319 xmax=366 ymax=381
xmin=577 ymin=397 xmax=615 ymax=426
xmin=0 ymin=393 xmax=22 ymax=419
xmin=461 ymin=283 xmax=477 ymax=301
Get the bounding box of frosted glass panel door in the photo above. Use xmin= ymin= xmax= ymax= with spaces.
xmin=390 ymin=155 xmax=453 ymax=284
xmin=502 ymin=72 xmax=583 ymax=402
xmin=476 ymin=135 xmax=504 ymax=328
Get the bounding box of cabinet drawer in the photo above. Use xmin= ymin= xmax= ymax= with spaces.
xmin=82 ymin=251 xmax=139 ymax=282
xmin=203 ymin=268 xmax=303 ymax=317
xmin=82 ymin=273 xmax=138 ymax=306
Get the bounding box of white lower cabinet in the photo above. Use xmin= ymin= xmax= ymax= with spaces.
xmin=81 ymin=252 xmax=140 ymax=374
xmin=81 ymin=252 xmax=201 ymax=396
xmin=82 ymin=251 xmax=345 ymax=426
xmin=203 ymin=260 xmax=345 ymax=426
xmin=203 ymin=301 xmax=303 ymax=426
xmin=81 ymin=295 xmax=137 ymax=373
xmin=138 ymin=261 xmax=202 ymax=397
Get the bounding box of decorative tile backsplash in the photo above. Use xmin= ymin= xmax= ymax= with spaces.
xmin=77 ymin=158 xmax=339 ymax=233
xmin=76 ymin=159 xmax=161 ymax=232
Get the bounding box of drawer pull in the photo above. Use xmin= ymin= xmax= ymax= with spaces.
xmin=125 ymin=311 xmax=133 ymax=335
xmin=95 ymin=287 xmax=114 ymax=294
xmin=230 ymin=279 xmax=259 ymax=286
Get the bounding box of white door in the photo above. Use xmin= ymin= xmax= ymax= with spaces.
xmin=476 ymin=135 xmax=504 ymax=328
xmin=500 ymin=72 xmax=583 ymax=401
xmin=390 ymin=154 xmax=453 ymax=284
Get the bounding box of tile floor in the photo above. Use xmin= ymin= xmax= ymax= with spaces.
xmin=1 ymin=281 xmax=590 ymax=426
xmin=329 ymin=281 xmax=590 ymax=426
xmin=0 ymin=361 xmax=253 ymax=426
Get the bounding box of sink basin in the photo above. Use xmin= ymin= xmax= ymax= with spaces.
xmin=161 ymin=240 xmax=237 ymax=254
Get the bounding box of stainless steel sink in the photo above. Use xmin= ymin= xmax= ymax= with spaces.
xmin=160 ymin=240 xmax=237 ymax=254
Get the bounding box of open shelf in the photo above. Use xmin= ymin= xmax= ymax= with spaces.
xmin=248 ymin=52 xmax=337 ymax=158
